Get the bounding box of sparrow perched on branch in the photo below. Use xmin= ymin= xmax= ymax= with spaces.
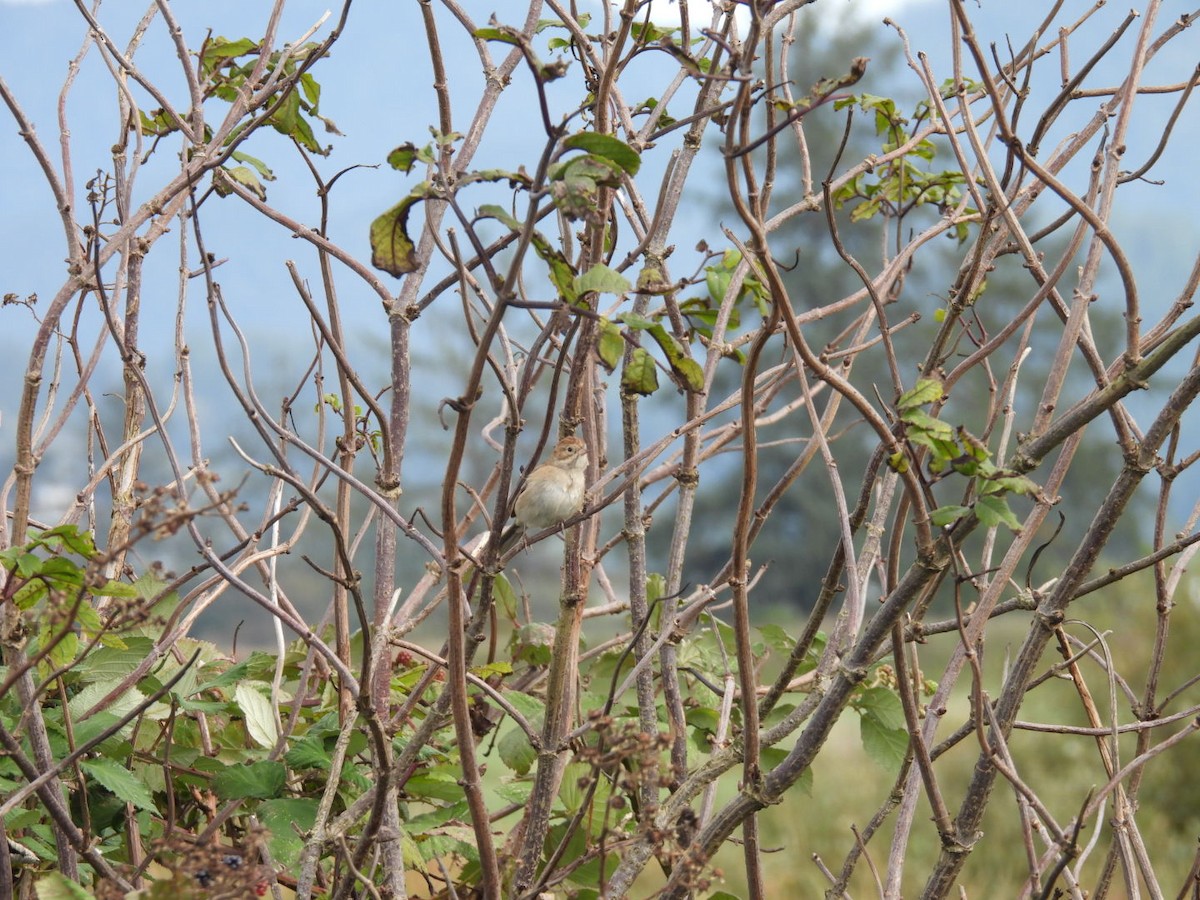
xmin=500 ymin=436 xmax=588 ymax=553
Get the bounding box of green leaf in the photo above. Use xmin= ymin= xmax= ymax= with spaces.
xmin=757 ymin=623 xmax=796 ymax=653
xmin=78 ymin=638 xmax=155 ymax=681
xmin=562 ymin=132 xmax=641 ymax=175
xmin=205 ymin=36 xmax=258 ymax=60
xmin=420 ymin=831 xmax=479 ymax=865
xmin=43 ymin=629 xmax=77 ymax=670
xmin=575 ymin=263 xmax=631 ymax=296
xmin=513 ymin=623 xmax=555 ymax=666
xmin=930 ymin=505 xmax=971 ymax=527
xmin=80 ymin=758 xmax=157 ymax=812
xmin=195 ymin=656 xmax=254 ymax=693
xmin=631 ymin=21 xmax=674 ymax=43
xmin=618 ymin=311 xmax=655 ymax=330
xmin=498 ymin=722 xmax=537 ymax=776
xmin=259 ymin=798 xmax=318 ymax=868
xmin=644 ymin=323 xmax=703 ymax=392
xmin=596 ymin=318 xmax=625 ymax=373
xmin=212 ymin=760 xmax=287 ymax=800
xmin=230 ymin=150 xmax=275 ymax=181
xmin=234 ymin=683 xmax=278 ymax=748
xmin=686 ymin=706 xmax=721 ymax=736
xmin=535 ymin=15 xmax=590 ymax=34
xmin=798 ymin=632 xmax=827 ymax=676
xmin=1 ymin=549 xmax=39 ymax=578
xmin=503 ymin=691 xmax=546 ymax=723
xmin=136 ymin=108 xmax=175 ymax=136
xmin=547 ymin=821 xmax=618 ymax=889
xmin=559 ymin=760 xmax=611 ymax=821
xmin=760 ymin=746 xmax=812 ymax=793
xmin=201 ymin=36 xmax=258 ymax=73
xmin=647 ymin=572 xmax=666 ymax=605
xmin=896 ymin=378 xmax=944 ymax=411
xmin=406 ymin=799 xmax=470 ymax=831
xmin=621 ymin=347 xmax=659 ymax=396
xmin=458 ymin=167 xmax=526 ymax=187
xmin=284 ymin=736 xmax=329 ymax=771
xmin=405 ymin=770 xmax=469 ymax=804
xmin=858 ymin=686 xmax=905 ymax=730
xmin=299 ymin=71 xmax=321 ymax=107
xmin=914 ymin=435 xmax=960 ymax=467
xmin=705 ymin=262 xmax=733 ymax=304
xmin=494 ymin=781 xmax=533 ymax=806
xmin=270 ymin=88 xmax=301 ymax=137
xmin=288 ymin=114 xmax=323 ymax=155
xmin=861 ymin=715 xmax=908 ymax=772
xmin=35 ymin=525 xmax=97 ymax=557
xmin=12 ymin=578 xmax=46 ymax=609
xmin=548 ymin=154 xmax=624 ymax=221
xmin=858 ymin=691 xmax=908 ymax=775
xmin=957 ymin=426 xmax=990 ymax=462
xmin=473 ymin=26 xmax=520 ymax=44
xmin=477 ymin=203 xmax=521 ymax=231
xmin=901 ymin=408 xmax=954 ymax=439
xmin=387 ymin=142 xmax=422 ymax=173
xmin=850 ymin=198 xmax=882 ymax=222
xmin=976 ymin=495 xmax=1022 ymax=532
xmin=36 ymin=557 xmax=85 ymax=587
xmin=131 ymin=568 xmax=178 ymax=604
xmin=471 ymin=661 xmax=512 ymax=680
xmin=67 ymin=679 xmax=146 ymax=722
xmin=431 ymin=127 xmax=464 ymax=148
xmin=530 ymin=232 xmax=578 ymax=302
xmin=989 ymin=473 xmax=1040 ymax=496
xmin=492 ymin=572 xmax=519 ymax=619
xmin=70 ymin=713 xmax=124 ymax=753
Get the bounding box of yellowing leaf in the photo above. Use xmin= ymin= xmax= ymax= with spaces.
xmin=369 ymin=187 xmax=430 ymax=276
xmin=214 ymin=165 xmax=267 ymax=201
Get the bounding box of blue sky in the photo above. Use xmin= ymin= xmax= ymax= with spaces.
xmin=0 ymin=1 xmax=943 ymax=436
xmin=2 ymin=0 xmax=1197 ymax=528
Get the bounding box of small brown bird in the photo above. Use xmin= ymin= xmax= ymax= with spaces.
xmin=500 ymin=436 xmax=588 ymax=552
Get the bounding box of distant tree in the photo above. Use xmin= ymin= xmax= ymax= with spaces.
xmin=2 ymin=2 xmax=1199 ymax=899
xmin=679 ymin=8 xmax=1149 ymax=612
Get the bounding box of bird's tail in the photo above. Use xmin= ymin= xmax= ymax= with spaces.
xmin=497 ymin=522 xmax=525 ymax=556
